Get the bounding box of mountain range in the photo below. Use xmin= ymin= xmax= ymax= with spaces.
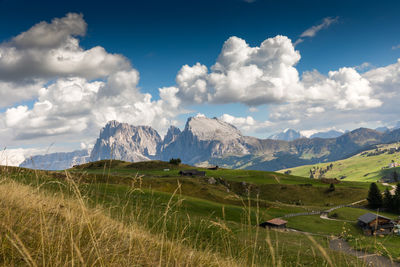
xmin=268 ymin=128 xmax=346 ymax=141
xmin=19 ymin=116 xmax=400 ymax=171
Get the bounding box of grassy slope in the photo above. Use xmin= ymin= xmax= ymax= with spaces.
xmin=67 ymin=160 xmax=400 ymax=261
xmin=0 ymin=163 xmax=366 ymax=266
xmin=286 ymin=207 xmax=400 ymax=261
xmin=279 ymin=142 xmax=400 ymax=182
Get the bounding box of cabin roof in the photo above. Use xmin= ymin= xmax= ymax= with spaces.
xmin=358 ymin=213 xmax=392 ymax=224
xmin=266 ymin=218 xmax=288 ymax=226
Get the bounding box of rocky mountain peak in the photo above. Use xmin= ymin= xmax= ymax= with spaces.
xmin=163 ymin=126 xmax=181 ymax=144
xmin=185 ymin=116 xmax=242 ymax=141
xmin=90 ymin=120 xmax=162 ymax=162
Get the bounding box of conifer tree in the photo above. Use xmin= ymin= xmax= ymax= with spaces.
xmin=393 ymin=171 xmax=399 ymax=183
xmin=367 ymin=183 xmax=382 ymax=209
xmin=383 ymin=188 xmax=393 ymax=211
xmin=392 ymin=183 xmax=400 ymax=213
xmin=328 ymin=183 xmax=335 ymax=192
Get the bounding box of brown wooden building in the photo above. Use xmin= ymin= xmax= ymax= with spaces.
xmin=259 ymin=218 xmax=288 ymax=229
xmin=179 ymin=169 xmax=206 ymax=177
xmin=357 ymin=213 xmax=395 ymax=235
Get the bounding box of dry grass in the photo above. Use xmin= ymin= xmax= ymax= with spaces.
xmin=0 ymin=164 xmax=367 ymax=266
xmin=0 ymin=177 xmax=238 ymax=267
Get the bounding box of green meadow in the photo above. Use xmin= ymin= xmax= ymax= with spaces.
xmin=0 ymin=160 xmax=399 ymax=266
xmin=279 ymin=142 xmax=400 ymax=182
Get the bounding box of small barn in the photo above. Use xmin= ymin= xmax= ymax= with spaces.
xmin=208 ymin=165 xmax=219 ymax=170
xmin=259 ymin=218 xmax=288 ymax=229
xmin=179 ymin=169 xmax=206 ymax=177
xmin=357 ymin=213 xmax=395 ymax=235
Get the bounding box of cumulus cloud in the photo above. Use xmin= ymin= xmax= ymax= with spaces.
xmin=219 ymin=114 xmax=272 ymax=133
xmin=3 ymin=74 xmax=181 ymax=140
xmin=176 ymin=35 xmax=303 ymax=106
xmin=0 ymin=13 xmax=131 ymax=108
xmin=0 ymin=80 xmax=43 ymax=108
xmin=303 ymin=67 xmax=382 ymax=110
xmin=172 ymin=35 xmax=381 ymax=114
xmin=0 ymin=13 xmax=183 ymax=145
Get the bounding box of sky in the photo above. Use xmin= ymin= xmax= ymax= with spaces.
xmin=1 ymin=0 xmax=400 ymax=163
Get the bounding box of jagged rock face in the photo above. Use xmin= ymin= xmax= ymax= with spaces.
xmin=90 ymin=120 xmax=162 ymax=162
xmin=159 ymin=126 xmax=181 ymax=152
xmin=160 ymin=116 xmax=250 ymax=164
xmin=20 ymin=150 xmax=89 ymax=170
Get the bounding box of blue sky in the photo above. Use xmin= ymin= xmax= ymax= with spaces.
xmin=2 ymin=0 xmax=400 ymax=96
xmin=1 ymin=0 xmax=400 ymax=161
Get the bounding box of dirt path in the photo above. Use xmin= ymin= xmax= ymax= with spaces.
xmin=382 ymin=183 xmax=397 ymax=195
xmin=319 ymin=212 xmax=354 ymax=222
xmin=330 ymin=238 xmax=400 ymax=267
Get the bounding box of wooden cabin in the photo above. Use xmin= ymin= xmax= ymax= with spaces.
xmin=259 ymin=218 xmax=288 ymax=229
xmin=179 ymin=169 xmax=206 ymax=177
xmin=208 ymin=165 xmax=219 ymax=170
xmin=357 ymin=213 xmax=395 ymax=235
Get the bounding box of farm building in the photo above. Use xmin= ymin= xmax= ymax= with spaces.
xmin=357 ymin=213 xmax=395 ymax=235
xmin=259 ymin=218 xmax=288 ymax=229
xmin=179 ymin=169 xmax=206 ymax=177
xmin=208 ymin=165 xmax=219 ymax=170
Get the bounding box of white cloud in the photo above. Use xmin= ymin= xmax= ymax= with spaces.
xmin=3 ymin=13 xmax=400 ymax=150
xmin=176 ymin=35 xmax=303 ymax=106
xmin=173 ymin=35 xmax=381 ymax=114
xmin=392 ymin=44 xmax=400 ymax=50
xmin=0 ymin=147 xmax=45 ymax=166
xmin=355 ymin=62 xmax=373 ymax=72
xmin=303 ymin=67 xmax=382 ymax=110
xmin=300 ymin=17 xmax=338 ymax=38
xmin=300 ymin=127 xmax=344 ymax=138
xmin=0 ymin=13 xmax=184 ymax=146
xmin=295 ymin=17 xmax=338 ymax=46
xmin=0 ymin=13 xmax=131 ymax=108
xmin=219 ymin=114 xmax=272 ymax=133
xmin=2 ymin=74 xmax=182 ymax=141
xmin=0 ymin=80 xmax=43 ymax=108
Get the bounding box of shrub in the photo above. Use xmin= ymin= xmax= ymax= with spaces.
xmin=169 ymin=158 xmax=182 ymax=165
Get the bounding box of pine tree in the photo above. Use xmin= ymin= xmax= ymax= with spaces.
xmin=328 ymin=183 xmax=335 ymax=192
xmin=393 ymin=171 xmax=399 ymax=182
xmin=367 ymin=183 xmax=382 ymax=209
xmin=392 ymin=183 xmax=400 ymax=213
xmin=383 ymin=188 xmax=393 ymax=211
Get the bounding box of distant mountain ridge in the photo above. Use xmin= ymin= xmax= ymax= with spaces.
xmin=309 ymin=129 xmax=345 ymax=139
xmin=19 ymin=116 xmax=400 ymax=171
xmin=268 ymin=129 xmax=304 ymax=141
xmin=20 ymin=149 xmax=89 ymax=170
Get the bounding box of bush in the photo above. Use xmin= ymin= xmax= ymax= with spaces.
xmin=328 ymin=183 xmax=335 ymax=192
xmin=169 ymin=158 xmax=181 ymax=165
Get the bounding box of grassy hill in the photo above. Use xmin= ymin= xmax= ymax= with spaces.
xmin=0 ymin=160 xmax=399 ymax=266
xmin=279 ymin=142 xmax=400 ymax=182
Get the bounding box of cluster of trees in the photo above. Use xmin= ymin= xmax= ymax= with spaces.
xmin=309 ymin=164 xmax=334 ymax=179
xmin=362 ymin=146 xmax=400 ymax=157
xmin=367 ymin=182 xmax=400 ymax=213
xmin=169 ymin=158 xmax=181 ymax=165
